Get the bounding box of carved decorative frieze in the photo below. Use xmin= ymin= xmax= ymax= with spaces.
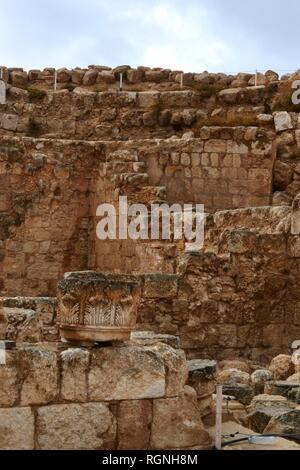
xmin=58 ymin=272 xmax=141 ymax=343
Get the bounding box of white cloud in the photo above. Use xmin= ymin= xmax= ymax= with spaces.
xmin=123 ymin=1 xmax=233 ymax=71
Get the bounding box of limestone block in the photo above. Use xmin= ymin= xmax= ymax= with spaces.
xmin=82 ymin=70 xmax=98 ymax=86
xmin=269 ymin=354 xmax=295 ymax=380
xmin=150 ymin=386 xmax=211 ymax=449
xmin=204 ymin=139 xmax=227 ymax=153
xmin=88 ymin=345 xmax=166 ymax=401
xmin=1 ymin=307 xmax=43 ymax=342
xmin=71 ymin=69 xmax=85 ymax=84
xmin=56 ymin=68 xmax=71 ymax=83
xmin=143 ymin=274 xmax=178 ymax=299
xmin=160 ymin=91 xmax=192 ymax=107
xmin=36 ymin=403 xmax=116 ymax=450
xmin=0 ymin=408 xmax=34 ymax=449
xmin=96 ymin=71 xmax=115 ymax=84
xmin=20 ymin=346 xmax=58 ymax=406
xmin=137 ymin=92 xmax=160 ymax=108
xmin=10 ymin=71 xmax=28 ymax=87
xmin=217 ymin=368 xmax=251 ymax=386
xmin=127 ymin=69 xmax=144 ymax=84
xmin=0 ymin=114 xmax=18 ymax=131
xmin=118 ymin=400 xmax=152 ymax=450
xmin=145 ymin=70 xmax=169 ymax=83
xmin=152 ymin=343 xmax=188 ymax=397
xmin=219 ymin=87 xmax=242 ymax=104
xmin=264 ymin=410 xmax=300 ymax=435
xmin=0 ymin=350 xmax=20 ymax=407
xmin=188 ymin=360 xmax=217 ymax=398
xmin=60 ymin=348 xmax=90 ymax=402
xmin=274 ymin=112 xmax=293 ymax=133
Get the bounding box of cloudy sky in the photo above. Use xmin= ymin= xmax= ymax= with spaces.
xmin=0 ymin=0 xmax=299 ymax=74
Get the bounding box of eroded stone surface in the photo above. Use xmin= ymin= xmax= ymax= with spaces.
xmin=88 ymin=345 xmax=166 ymax=401
xmin=20 ymin=346 xmax=58 ymax=406
xmin=36 ymin=403 xmax=116 ymax=450
xmin=0 ymin=408 xmax=34 ymax=450
xmin=150 ymin=386 xmax=211 ymax=449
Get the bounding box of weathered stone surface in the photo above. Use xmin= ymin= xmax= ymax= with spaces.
xmin=60 ymin=348 xmax=89 ymax=402
xmin=10 ymin=71 xmax=28 ymax=87
xmin=130 ymin=331 xmax=181 ymax=349
xmin=88 ymin=345 xmax=166 ymax=401
xmin=150 ymin=386 xmax=211 ymax=449
xmin=217 ymin=368 xmax=251 ymax=385
xmin=269 ymin=355 xmax=295 ymax=380
xmin=219 ymin=360 xmax=250 ymax=374
xmin=36 ymin=403 xmax=116 ymax=450
xmin=0 ymin=114 xmax=18 ymax=131
xmin=222 ymin=384 xmax=254 ymax=405
xmin=0 ymin=408 xmax=34 ymax=449
xmin=153 ymin=343 xmax=188 ymax=397
xmin=143 ymin=274 xmax=178 ymax=299
xmin=265 ymin=381 xmax=300 ymax=398
xmin=82 ymin=70 xmax=98 ymax=86
xmin=274 ymin=112 xmax=293 ymax=133
xmin=251 ymin=369 xmax=273 ymax=394
xmin=265 ymin=409 xmax=300 ymax=435
xmin=20 ymin=346 xmax=58 ymax=405
xmin=188 ymin=360 xmax=216 ymax=398
xmin=118 ymin=400 xmax=152 ymax=450
xmin=0 ymin=351 xmax=19 ymax=406
xmin=247 ymin=394 xmax=295 ymax=433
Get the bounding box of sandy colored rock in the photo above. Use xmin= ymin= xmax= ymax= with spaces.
xmin=219 ymin=360 xmax=251 ymax=374
xmin=269 ymin=355 xmax=295 ymax=380
xmin=118 ymin=400 xmax=152 ymax=450
xmin=217 ymin=368 xmax=250 ymax=385
xmin=60 ymin=348 xmax=89 ymax=402
xmin=150 ymin=386 xmax=211 ymax=449
xmin=247 ymin=394 xmax=295 ymax=433
xmin=151 ymin=343 xmax=188 ymax=397
xmin=0 ymin=407 xmax=34 ymax=450
xmin=88 ymin=345 xmax=166 ymax=401
xmin=36 ymin=403 xmax=116 ymax=450
xmin=251 ymin=369 xmax=273 ymax=394
xmin=274 ymin=112 xmax=293 ymax=133
xmin=265 ymin=409 xmax=300 ymax=435
xmin=0 ymin=351 xmax=19 ymax=406
xmin=20 ymin=346 xmax=58 ymax=405
xmin=287 ymin=373 xmax=300 ymax=384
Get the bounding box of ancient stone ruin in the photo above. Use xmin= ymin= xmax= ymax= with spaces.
xmin=1 ymin=65 xmax=300 ymax=450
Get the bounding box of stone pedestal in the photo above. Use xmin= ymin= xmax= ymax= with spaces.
xmin=0 ymin=335 xmax=211 ymax=450
xmin=58 ymin=272 xmax=141 ymax=344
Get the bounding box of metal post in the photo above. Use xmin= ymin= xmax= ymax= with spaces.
xmin=54 ymin=70 xmax=57 ymax=91
xmin=180 ymin=73 xmax=183 ymax=89
xmin=0 ymin=68 xmax=3 ymax=80
xmin=119 ymin=72 xmax=123 ymax=91
xmin=215 ymin=385 xmax=223 ymax=450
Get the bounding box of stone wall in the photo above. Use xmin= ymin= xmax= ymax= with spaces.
xmin=0 ymin=338 xmax=211 ymax=450
xmin=0 ymin=129 xmax=275 ymax=295
xmin=137 ymin=207 xmax=300 ymax=363
xmin=0 ymin=137 xmax=104 ymax=295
